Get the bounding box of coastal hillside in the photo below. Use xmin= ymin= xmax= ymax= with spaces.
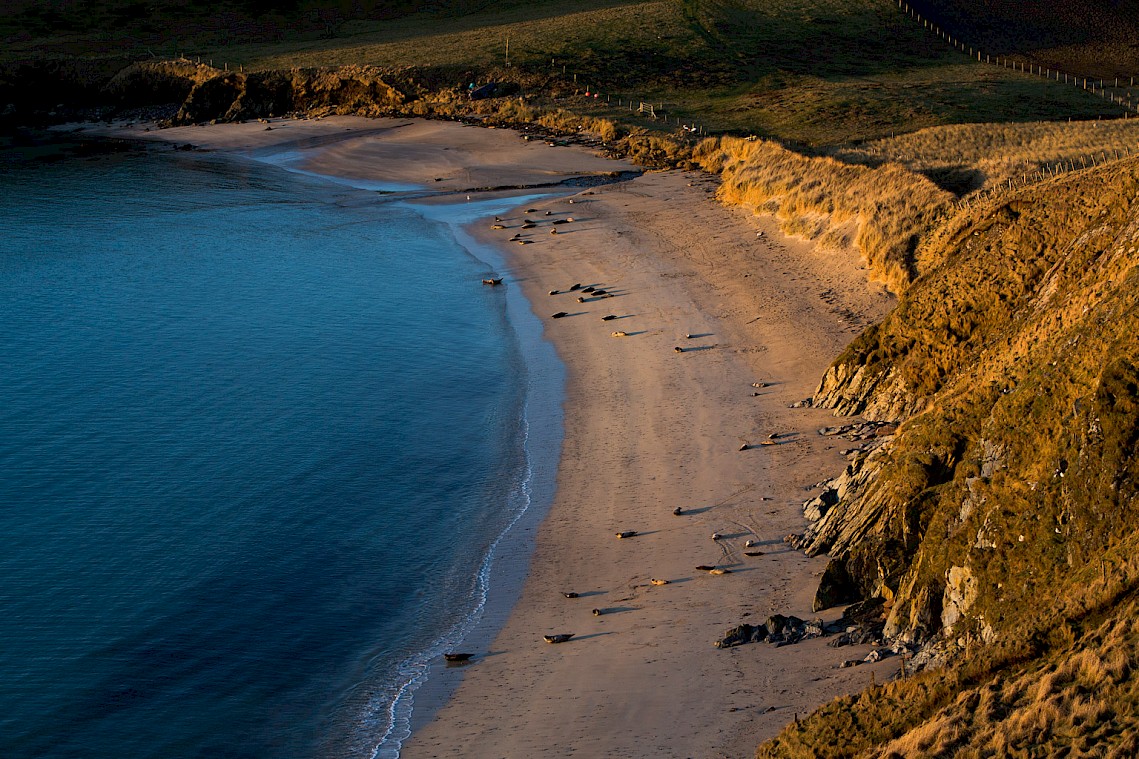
xmin=907 ymin=0 xmax=1139 ymax=80
xmin=693 ymin=118 xmax=1139 ymax=293
xmin=8 ymin=0 xmax=1139 ymax=755
xmin=752 ymin=151 xmax=1139 ymax=756
xmin=4 ymin=0 xmax=1129 ymax=145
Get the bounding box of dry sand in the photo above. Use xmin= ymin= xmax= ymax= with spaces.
xmin=95 ymin=115 xmax=898 ymax=757
xmin=405 ymin=169 xmax=897 ymax=759
xmin=89 ymin=115 xmax=623 ymax=193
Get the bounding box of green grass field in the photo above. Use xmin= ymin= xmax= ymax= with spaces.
xmin=202 ymin=0 xmax=1124 ymax=145
xmin=5 ymin=0 xmax=1129 ymax=146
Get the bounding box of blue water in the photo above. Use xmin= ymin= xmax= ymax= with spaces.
xmin=0 ymin=144 xmax=562 ymax=758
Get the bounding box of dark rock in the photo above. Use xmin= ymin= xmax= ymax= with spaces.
xmin=803 ymin=487 xmax=838 ymax=522
xmin=715 ymin=623 xmax=763 ymax=648
xmin=812 ymin=557 xmax=858 ymax=612
xmin=841 ymin=597 xmax=886 ymax=626
xmin=715 ymin=619 xmax=751 ymax=642
xmin=784 ymin=533 xmax=807 ymax=549
xmin=717 ymin=611 xmax=835 ymax=649
xmin=765 ymin=614 xmax=793 ymax=636
xmin=829 ymin=622 xmax=886 ymax=648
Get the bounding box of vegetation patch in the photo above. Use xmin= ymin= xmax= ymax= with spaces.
xmin=770 ymin=155 xmax=1139 ymax=756
xmin=695 ymin=135 xmax=954 ymax=292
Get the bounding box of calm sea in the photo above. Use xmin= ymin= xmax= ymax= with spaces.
xmin=0 ymin=140 xmax=563 ymax=758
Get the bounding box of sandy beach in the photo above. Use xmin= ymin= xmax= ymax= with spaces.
xmin=406 ymin=167 xmax=898 ymax=759
xmin=98 ymin=115 xmax=898 ymax=757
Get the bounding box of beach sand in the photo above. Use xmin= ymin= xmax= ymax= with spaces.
xmin=96 ymin=115 xmax=897 ymax=757
xmin=405 ymin=171 xmax=897 ymax=759
xmin=93 ymin=115 xmax=624 ymax=193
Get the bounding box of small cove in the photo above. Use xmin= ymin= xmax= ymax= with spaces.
xmin=0 ymin=140 xmax=563 ymax=759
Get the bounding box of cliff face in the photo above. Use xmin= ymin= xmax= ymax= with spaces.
xmin=103 ymin=60 xmax=219 ymax=110
xmin=802 ymin=155 xmax=1139 ymax=654
xmin=171 ymin=65 xmax=410 ymax=124
xmin=0 ymin=59 xmax=422 ymax=127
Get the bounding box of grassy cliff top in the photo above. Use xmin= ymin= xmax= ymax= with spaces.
xmin=4 ymin=0 xmax=1133 ymax=145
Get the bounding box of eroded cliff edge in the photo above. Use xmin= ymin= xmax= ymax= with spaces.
xmin=762 ymin=154 xmax=1139 ymax=756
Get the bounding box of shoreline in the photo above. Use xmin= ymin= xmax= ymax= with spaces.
xmin=405 ymin=168 xmax=898 ymax=758
xmin=392 ymin=193 xmax=571 ymax=751
xmin=90 ymin=115 xmax=900 ymax=756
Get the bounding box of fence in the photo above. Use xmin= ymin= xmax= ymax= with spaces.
xmin=895 ymin=0 xmax=1138 ymax=116
xmin=942 ymin=146 xmax=1138 ymax=228
xmin=179 ymin=3 xmax=1139 ymax=147
xmin=556 ymin=63 xmax=709 ymax=136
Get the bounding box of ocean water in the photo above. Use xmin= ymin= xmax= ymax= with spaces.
xmin=0 ymin=142 xmax=562 ymax=758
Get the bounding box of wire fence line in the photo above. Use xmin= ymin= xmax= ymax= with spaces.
xmin=950 ymin=144 xmax=1137 ymax=213
xmin=895 ymin=0 xmax=1139 ymax=116
xmin=559 ymin=1 xmax=1139 ymax=142
xmin=186 ymin=3 xmax=1139 ymax=141
xmin=890 ymin=1 xmax=1139 ymax=209
xmin=545 ymin=64 xmax=710 ymax=137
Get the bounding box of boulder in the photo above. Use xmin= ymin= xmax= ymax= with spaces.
xmin=803 ymin=487 xmax=838 ymax=522
xmin=812 ymin=557 xmax=858 ymax=612
xmin=714 ymin=623 xmax=767 ymax=648
xmin=940 ymin=565 xmax=978 ymax=631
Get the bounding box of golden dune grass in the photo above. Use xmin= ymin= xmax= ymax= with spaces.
xmin=695 ymin=136 xmax=954 ymax=292
xmin=834 ymin=119 xmax=1139 ymax=193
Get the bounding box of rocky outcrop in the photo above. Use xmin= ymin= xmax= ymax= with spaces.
xmin=812 ymin=361 xmax=912 ymax=419
xmin=791 ymin=155 xmax=1139 ymax=661
xmin=812 ymin=557 xmax=858 ymax=612
xmin=171 ymin=66 xmax=408 ymax=124
xmin=102 ymin=59 xmax=219 ymax=109
xmin=939 ymin=565 xmax=978 ymax=631
xmin=713 ymin=615 xmax=828 ymax=649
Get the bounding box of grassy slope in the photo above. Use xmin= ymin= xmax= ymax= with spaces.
xmin=695 ymin=135 xmax=957 ymax=292
xmin=832 ymin=120 xmax=1139 ymax=195
xmin=760 ymin=594 xmax=1139 ymax=757
xmin=756 ymin=153 xmax=1139 ymax=758
xmin=210 ymin=0 xmax=1125 ymax=146
xmin=5 ymin=0 xmax=1127 ymax=146
xmin=907 ymin=0 xmax=1139 ymax=80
